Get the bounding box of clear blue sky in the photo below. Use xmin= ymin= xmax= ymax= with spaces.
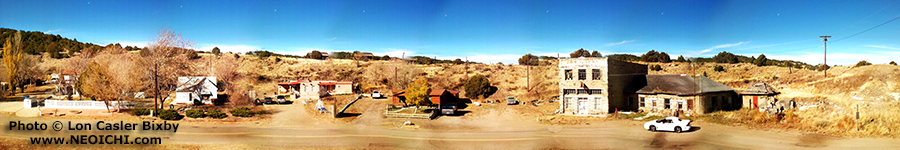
xmin=3 ymin=0 xmax=900 ymax=65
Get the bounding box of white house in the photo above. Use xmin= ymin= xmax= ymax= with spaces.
xmin=172 ymin=76 xmax=218 ymax=105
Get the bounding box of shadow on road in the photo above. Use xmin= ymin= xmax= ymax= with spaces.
xmin=684 ymin=126 xmax=701 ymax=133
xmin=442 ymin=111 xmax=471 ymax=117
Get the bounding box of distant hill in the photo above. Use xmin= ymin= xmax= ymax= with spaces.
xmin=0 ymin=28 xmax=104 ymax=58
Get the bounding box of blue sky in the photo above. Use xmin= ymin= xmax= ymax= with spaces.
xmin=2 ymin=0 xmax=900 ymax=65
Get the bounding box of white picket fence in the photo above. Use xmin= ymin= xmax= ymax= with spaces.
xmin=42 ymin=100 xmax=129 ymax=109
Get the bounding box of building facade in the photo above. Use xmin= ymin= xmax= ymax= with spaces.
xmin=277 ymin=80 xmax=353 ymax=100
xmin=173 ymin=76 xmax=218 ymax=105
xmin=558 ymin=57 xmax=647 ymax=115
xmin=741 ymin=83 xmax=780 ymax=111
xmin=635 ymin=75 xmax=739 ymax=115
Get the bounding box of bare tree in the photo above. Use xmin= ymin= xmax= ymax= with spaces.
xmin=104 ymin=53 xmax=143 ymax=112
xmin=142 ymin=28 xmax=194 ymax=110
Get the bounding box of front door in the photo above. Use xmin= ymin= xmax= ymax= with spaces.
xmin=753 ymin=96 xmax=758 ymax=109
xmin=577 ymin=98 xmax=588 ymax=114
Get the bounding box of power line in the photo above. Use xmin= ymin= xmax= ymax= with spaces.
xmin=833 ymin=14 xmax=900 ymax=42
xmin=831 ymin=0 xmax=900 ymax=35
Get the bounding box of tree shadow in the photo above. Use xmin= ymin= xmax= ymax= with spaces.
xmin=335 ymin=113 xmax=361 ymax=118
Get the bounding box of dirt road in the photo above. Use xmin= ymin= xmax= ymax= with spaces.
xmin=2 ymin=101 xmax=899 ymax=149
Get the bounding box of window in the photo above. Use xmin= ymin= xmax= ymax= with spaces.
xmin=595 ymin=97 xmax=601 ymax=109
xmin=592 ymin=69 xmax=601 ymax=80
xmin=564 ymin=89 xmax=576 ymax=94
xmin=677 ymin=101 xmax=684 ymax=110
xmin=664 ymin=99 xmax=671 ymax=109
xmin=564 ymin=69 xmax=573 ymax=80
xmin=628 ymin=97 xmax=634 ymax=107
xmin=578 ymin=89 xmax=588 ymax=94
xmin=566 ymin=97 xmax=575 ymax=108
xmin=726 ymin=97 xmax=732 ymax=107
xmin=652 ymin=99 xmax=657 ymax=107
xmin=712 ymin=97 xmax=718 ymax=109
xmin=578 ymin=69 xmax=587 ymax=80
xmin=639 ymin=97 xmax=645 ymax=107
xmin=687 ymin=100 xmax=694 ymax=109
xmin=589 ymin=89 xmax=601 ymax=95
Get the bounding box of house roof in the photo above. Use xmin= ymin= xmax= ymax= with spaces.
xmin=635 ymin=75 xmax=735 ymax=95
xmin=176 ymin=76 xmax=217 ymax=92
xmin=741 ymin=83 xmax=780 ymax=95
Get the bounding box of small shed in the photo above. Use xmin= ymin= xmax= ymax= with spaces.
xmin=741 ymin=83 xmax=780 ymax=110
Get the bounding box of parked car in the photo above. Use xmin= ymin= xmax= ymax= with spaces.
xmin=276 ymin=95 xmax=287 ymax=103
xmin=506 ymin=96 xmax=518 ymax=105
xmin=644 ymin=117 xmax=692 ymax=133
xmin=441 ymin=103 xmax=457 ymax=115
xmin=371 ymin=91 xmax=383 ymax=99
xmin=263 ymin=97 xmax=275 ymax=104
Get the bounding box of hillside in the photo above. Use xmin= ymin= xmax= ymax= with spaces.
xmin=645 ymin=61 xmax=900 ymax=137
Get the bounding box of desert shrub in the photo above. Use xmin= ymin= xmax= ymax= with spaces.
xmin=464 ymin=74 xmax=493 ymax=99
xmin=208 ymin=109 xmax=228 ymax=119
xmin=854 ymin=60 xmax=872 ymax=67
xmin=255 ymin=110 xmax=270 ymax=115
xmin=890 ymin=61 xmax=897 ymax=65
xmin=185 ymin=109 xmax=206 ymax=118
xmin=230 ymin=107 xmax=254 ymax=117
xmin=130 ymin=108 xmax=151 ymax=116
xmin=714 ymin=65 xmax=725 ymax=72
xmin=650 ymin=64 xmax=663 ymax=71
xmin=158 ymin=109 xmax=183 ymax=120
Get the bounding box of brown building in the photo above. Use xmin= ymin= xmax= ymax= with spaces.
xmin=392 ymin=89 xmax=459 ymax=106
xmin=635 ymin=75 xmax=740 ymax=115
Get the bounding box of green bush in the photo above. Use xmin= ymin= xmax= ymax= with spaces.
xmin=714 ymin=65 xmax=725 ymax=72
xmin=208 ymin=109 xmax=228 ymax=119
xmin=230 ymin=107 xmax=254 ymax=117
xmin=130 ymin=108 xmax=151 ymax=116
xmin=158 ymin=109 xmax=183 ymax=120
xmin=185 ymin=109 xmax=206 ymax=118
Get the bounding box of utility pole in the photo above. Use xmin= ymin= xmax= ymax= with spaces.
xmin=820 ymin=35 xmax=831 ymax=77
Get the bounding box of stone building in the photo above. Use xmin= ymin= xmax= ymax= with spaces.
xmin=557 ymin=57 xmax=740 ymax=116
xmin=741 ymin=83 xmax=781 ymax=111
xmin=277 ymin=80 xmax=353 ymax=100
xmin=635 ymin=75 xmax=740 ymax=115
xmin=558 ymin=57 xmax=647 ymax=115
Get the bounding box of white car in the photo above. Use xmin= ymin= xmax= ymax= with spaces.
xmin=644 ymin=117 xmax=692 ymax=133
xmin=371 ymin=91 xmax=383 ymax=99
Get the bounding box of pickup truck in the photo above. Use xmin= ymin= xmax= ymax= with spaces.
xmin=441 ymin=103 xmax=457 ymax=115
